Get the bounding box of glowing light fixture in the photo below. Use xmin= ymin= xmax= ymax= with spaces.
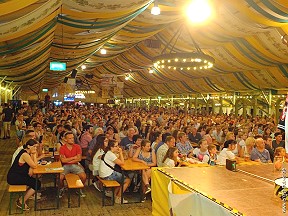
xmin=151 ymin=0 xmax=160 ymax=15
xmin=186 ymin=0 xmax=212 ymax=23
xmin=153 ymin=24 xmax=215 ymax=71
xmin=125 ymin=74 xmax=130 ymax=80
xmin=149 ymin=69 xmax=154 ymax=74
xmin=81 ymin=65 xmax=86 ymax=70
xmin=100 ymin=48 xmax=107 ymax=55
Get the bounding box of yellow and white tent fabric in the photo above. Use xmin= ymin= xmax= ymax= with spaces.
xmin=0 ymin=0 xmax=288 ymax=96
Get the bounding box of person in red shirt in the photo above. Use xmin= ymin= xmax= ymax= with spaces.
xmin=59 ymin=131 xmax=86 ymax=197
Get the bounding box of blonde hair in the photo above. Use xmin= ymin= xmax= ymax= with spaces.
xmin=245 ymin=137 xmax=255 ymax=147
xmin=275 ymin=147 xmax=285 ymax=157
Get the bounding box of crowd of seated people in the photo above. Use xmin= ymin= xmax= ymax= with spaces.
xmin=4 ymin=103 xmax=287 ymax=207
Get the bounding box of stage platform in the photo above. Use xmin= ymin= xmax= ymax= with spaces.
xmin=152 ymin=163 xmax=287 ymax=216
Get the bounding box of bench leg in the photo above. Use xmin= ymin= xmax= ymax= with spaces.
xmin=9 ymin=192 xmax=12 ymax=215
xmin=112 ymin=187 xmax=115 ymax=206
xmin=102 ymin=186 xmax=106 ymax=206
xmin=68 ymin=189 xmax=71 ymax=208
xmin=78 ymin=189 xmax=80 ymax=207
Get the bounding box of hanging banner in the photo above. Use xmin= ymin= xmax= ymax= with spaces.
xmin=100 ymin=74 xmax=117 ymax=87
xmin=114 ymin=82 xmax=124 ymax=98
xmin=101 ymin=87 xmax=109 ymax=99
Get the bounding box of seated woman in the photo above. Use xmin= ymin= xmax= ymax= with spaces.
xmin=162 ymin=147 xmax=183 ymax=167
xmin=202 ymin=144 xmax=218 ymax=165
xmin=128 ymin=134 xmax=142 ymax=158
xmin=239 ymin=136 xmax=255 ymax=159
xmin=132 ymin=139 xmax=156 ymax=194
xmin=218 ymin=140 xmax=238 ymax=165
xmin=7 ymin=139 xmax=40 ymax=211
xmin=193 ymin=139 xmax=209 ymax=162
xmin=90 ymin=135 xmax=108 ymax=191
xmin=99 ymin=140 xmax=131 ymax=204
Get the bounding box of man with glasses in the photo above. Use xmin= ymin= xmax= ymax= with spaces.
xmin=59 ymin=132 xmax=87 ymax=198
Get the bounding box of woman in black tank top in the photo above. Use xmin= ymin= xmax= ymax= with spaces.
xmin=7 ymin=139 xmax=41 ymax=210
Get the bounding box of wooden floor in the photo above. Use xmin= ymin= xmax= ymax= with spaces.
xmin=0 ymin=131 xmax=152 ymax=216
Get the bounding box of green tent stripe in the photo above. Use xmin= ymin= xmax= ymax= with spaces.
xmin=204 ymin=77 xmax=222 ymax=92
xmin=0 ymin=45 xmax=51 ymax=69
xmin=0 ymin=20 xmax=56 ymax=55
xmin=246 ymin=0 xmax=288 ymax=23
xmin=180 ymin=81 xmax=197 ymax=92
xmin=0 ymin=19 xmax=57 ymax=50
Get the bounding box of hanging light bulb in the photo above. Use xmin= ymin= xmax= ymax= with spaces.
xmin=81 ymin=65 xmax=86 ymax=70
xmin=100 ymin=48 xmax=107 ymax=55
xmin=149 ymin=68 xmax=154 ymax=74
xmin=125 ymin=74 xmax=130 ymax=80
xmin=151 ymin=0 xmax=160 ymax=15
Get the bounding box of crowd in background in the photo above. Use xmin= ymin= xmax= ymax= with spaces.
xmin=2 ymin=102 xmax=286 ymax=207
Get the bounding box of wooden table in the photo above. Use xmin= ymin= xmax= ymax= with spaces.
xmin=33 ymin=161 xmax=64 ymax=211
xmin=121 ymin=158 xmax=149 ymax=171
xmin=120 ymin=158 xmax=149 ymax=204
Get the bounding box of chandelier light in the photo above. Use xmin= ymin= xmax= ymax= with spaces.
xmin=153 ymin=24 xmax=215 ymax=70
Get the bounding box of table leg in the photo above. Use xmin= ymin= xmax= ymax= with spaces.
xmin=121 ymin=171 xmax=124 ymax=204
xmin=34 ymin=174 xmax=38 ymax=211
xmin=56 ymin=173 xmax=60 ymax=209
xmin=139 ymin=170 xmax=143 ymax=202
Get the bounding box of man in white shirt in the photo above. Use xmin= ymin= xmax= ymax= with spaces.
xmin=157 ymin=136 xmax=175 ymax=167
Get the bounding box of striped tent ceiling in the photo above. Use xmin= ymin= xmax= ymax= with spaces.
xmin=1 ymin=0 xmax=288 ymax=97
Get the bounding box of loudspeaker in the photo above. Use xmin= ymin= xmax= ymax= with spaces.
xmin=71 ymin=69 xmax=77 ymax=78
xmin=63 ymin=77 xmax=68 ymax=83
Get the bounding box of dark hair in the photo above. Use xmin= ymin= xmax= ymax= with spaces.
xmin=274 ymin=132 xmax=282 ymax=137
xmin=162 ymin=147 xmax=178 ymax=163
xmin=162 ymin=132 xmax=171 ymax=142
xmin=107 ymin=139 xmax=118 ymax=151
xmin=64 ymin=124 xmax=72 ymax=131
xmin=91 ymin=134 xmax=107 ymax=159
xmin=150 ymin=131 xmax=162 ymax=143
xmin=64 ymin=131 xmax=74 ymax=137
xmin=25 ymin=130 xmax=35 ymax=135
xmin=263 ymin=135 xmax=272 ymax=141
xmin=23 ymin=139 xmax=38 ymax=149
xmin=132 ymin=134 xmax=142 ymax=143
xmin=254 ymin=134 xmax=263 ymax=139
xmin=224 ymin=139 xmax=237 ymax=148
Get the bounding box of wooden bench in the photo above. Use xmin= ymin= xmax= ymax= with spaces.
xmin=8 ymin=185 xmax=27 ymax=215
xmin=65 ymin=174 xmax=84 ymax=208
xmin=96 ymin=176 xmax=120 ymax=206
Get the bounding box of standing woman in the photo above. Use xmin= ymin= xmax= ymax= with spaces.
xmin=7 ymin=139 xmax=40 ymax=211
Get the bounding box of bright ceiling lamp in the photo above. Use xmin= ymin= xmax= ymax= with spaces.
xmin=151 ymin=0 xmax=160 ymax=15
xmin=149 ymin=68 xmax=154 ymax=74
xmin=186 ymin=0 xmax=212 ymax=23
xmin=81 ymin=65 xmax=86 ymax=70
xmin=100 ymin=48 xmax=107 ymax=55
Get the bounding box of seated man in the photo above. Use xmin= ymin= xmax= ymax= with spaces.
xmin=250 ymin=137 xmax=271 ymax=163
xmin=59 ymin=131 xmax=86 ymax=197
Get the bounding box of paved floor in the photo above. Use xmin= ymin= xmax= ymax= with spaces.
xmin=0 ymin=131 xmax=152 ymax=216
